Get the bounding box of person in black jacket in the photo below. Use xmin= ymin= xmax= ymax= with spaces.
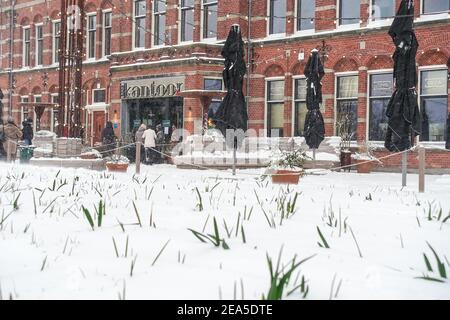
xmin=101 ymin=121 xmax=117 ymax=157
xmin=22 ymin=118 xmax=34 ymax=145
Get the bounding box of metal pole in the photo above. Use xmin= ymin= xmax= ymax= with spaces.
xmin=136 ymin=141 xmax=141 ymax=175
xmin=313 ymin=149 xmax=316 ymax=169
xmin=402 ymin=151 xmax=407 ymax=187
xmin=233 ymin=136 xmax=237 ymax=176
xmin=418 ymin=144 xmax=425 ymax=193
xmin=6 ymin=140 xmax=11 ymax=162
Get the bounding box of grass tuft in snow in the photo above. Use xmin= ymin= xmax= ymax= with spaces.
xmin=132 ymin=201 xmax=142 ymax=228
xmin=195 ymin=187 xmax=204 ymax=212
xmin=151 ymin=240 xmax=171 ymax=266
xmin=417 ymin=242 xmax=447 ymax=282
xmin=263 ymin=247 xmax=314 ymax=300
xmin=188 ymin=217 xmax=230 ymax=250
xmin=317 ymin=226 xmax=330 ymax=249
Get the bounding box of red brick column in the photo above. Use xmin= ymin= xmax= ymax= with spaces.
xmin=315 ymin=0 xmax=337 ymax=32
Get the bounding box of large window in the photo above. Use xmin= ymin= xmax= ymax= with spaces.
xmin=371 ymin=0 xmax=395 ymax=21
xmin=267 ymin=80 xmax=285 ymax=137
xmin=180 ymin=0 xmax=194 ymax=42
xmin=87 ymin=14 xmax=97 ymax=59
xmin=422 ymin=0 xmax=449 ymax=14
xmin=204 ymin=78 xmax=223 ymax=122
xmin=103 ymin=11 xmax=112 ymax=56
xmin=35 ymin=24 xmax=44 ymax=66
xmin=293 ymin=78 xmax=307 ymax=136
xmin=336 ymin=75 xmax=358 ymax=140
xmin=338 ymin=0 xmax=360 ymax=26
xmin=420 ymin=69 xmax=448 ymax=142
xmin=134 ymin=0 xmax=146 ymax=48
xmin=23 ymin=27 xmax=31 ymax=67
xmin=297 ymin=0 xmax=315 ymax=31
xmin=269 ymin=0 xmax=286 ymax=35
xmin=21 ymin=96 xmax=30 ymax=124
xmin=369 ymin=73 xmax=393 ymax=141
xmin=154 ymin=0 xmax=166 ymax=46
xmin=53 ymin=21 xmax=61 ymax=64
xmin=203 ymin=0 xmax=217 ymax=39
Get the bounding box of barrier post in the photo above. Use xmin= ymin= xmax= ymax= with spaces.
xmin=136 ymin=142 xmax=141 ymax=175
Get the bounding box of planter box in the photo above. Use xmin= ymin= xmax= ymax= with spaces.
xmin=355 ymin=160 xmax=375 ymax=174
xmin=271 ymin=170 xmax=302 ymax=185
xmin=106 ymin=162 xmax=129 ymax=172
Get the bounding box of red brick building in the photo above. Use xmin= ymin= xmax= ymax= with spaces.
xmin=0 ymin=0 xmax=449 ymax=168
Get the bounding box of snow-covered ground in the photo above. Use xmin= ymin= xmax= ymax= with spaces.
xmin=0 ymin=162 xmax=449 ymax=300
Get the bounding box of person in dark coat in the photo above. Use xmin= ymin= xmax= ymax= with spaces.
xmin=0 ymin=117 xmax=22 ymax=161
xmin=22 ymin=118 xmax=34 ymax=145
xmin=101 ymin=121 xmax=117 ymax=157
xmin=155 ymin=124 xmax=165 ymax=164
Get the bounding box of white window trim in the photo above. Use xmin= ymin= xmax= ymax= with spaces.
xmin=266 ymin=0 xmax=287 ymax=38
xmin=50 ymin=93 xmax=59 ymax=132
xmin=265 ymin=77 xmax=286 ymax=137
xmin=152 ymin=0 xmax=167 ymax=48
xmin=291 ymin=75 xmax=306 ymax=137
xmin=417 ymin=66 xmax=448 ymax=146
xmin=102 ymin=10 xmax=112 ymax=57
xmin=334 ymin=72 xmax=359 ymax=135
xmin=35 ymin=23 xmax=44 ymax=67
xmin=178 ymin=0 xmax=194 ymax=44
xmin=33 ymin=95 xmax=42 ymax=132
xmin=200 ymin=0 xmax=218 ymax=42
xmin=52 ymin=20 xmax=61 ymax=65
xmin=336 ymin=0 xmax=360 ymax=30
xmin=86 ymin=13 xmax=97 ymax=61
xmin=92 ymin=88 xmax=107 ymax=105
xmin=419 ymin=0 xmax=449 ymax=20
xmin=20 ymin=96 xmax=30 ymax=125
xmin=366 ymin=69 xmax=393 ymax=142
xmin=22 ymin=26 xmax=31 ymax=68
xmin=367 ymin=0 xmax=394 ymax=27
xmin=294 ymin=0 xmax=316 ymax=35
xmin=132 ymin=0 xmax=146 ymax=50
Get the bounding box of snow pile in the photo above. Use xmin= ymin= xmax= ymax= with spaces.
xmin=0 ymin=163 xmax=449 ymax=299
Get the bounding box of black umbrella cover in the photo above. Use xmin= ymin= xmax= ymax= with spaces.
xmin=303 ymin=51 xmax=325 ymax=149
xmin=385 ymin=0 xmax=421 ymax=152
xmin=214 ymin=25 xmax=248 ymax=147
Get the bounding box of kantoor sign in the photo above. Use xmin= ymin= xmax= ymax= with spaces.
xmin=120 ymin=76 xmax=185 ymax=100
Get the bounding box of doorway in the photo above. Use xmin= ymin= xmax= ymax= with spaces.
xmin=93 ymin=111 xmax=106 ymax=144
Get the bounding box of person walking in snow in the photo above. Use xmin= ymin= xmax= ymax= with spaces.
xmin=22 ymin=118 xmax=34 ymax=146
xmin=101 ymin=121 xmax=116 ymax=157
xmin=142 ymin=125 xmax=157 ymax=165
xmin=135 ymin=124 xmax=147 ymax=163
xmin=0 ymin=117 xmax=22 ymax=162
xmin=155 ymin=124 xmax=165 ymax=164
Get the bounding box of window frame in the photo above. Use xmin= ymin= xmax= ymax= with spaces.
xmin=295 ymin=0 xmax=315 ymax=34
xmin=86 ymin=13 xmax=97 ymax=60
xmin=267 ymin=0 xmax=287 ymax=36
xmin=337 ymin=0 xmax=360 ymax=28
xmin=152 ymin=0 xmax=167 ymax=47
xmin=22 ymin=26 xmax=31 ymax=67
xmin=418 ymin=66 xmax=449 ymax=143
xmin=20 ymin=96 xmax=30 ymax=125
xmin=133 ymin=0 xmax=147 ymax=50
xmin=369 ymin=0 xmax=395 ymax=24
xmin=292 ymin=75 xmax=308 ymax=137
xmin=179 ymin=0 xmax=195 ymax=43
xmin=35 ymin=23 xmax=44 ymax=67
xmin=366 ymin=69 xmax=394 ymax=142
xmin=204 ymin=77 xmax=224 ymax=122
xmin=102 ymin=10 xmax=112 ymax=57
xmin=421 ymin=0 xmax=450 ymax=14
xmin=334 ymin=72 xmax=359 ymax=139
xmin=201 ymin=0 xmax=218 ymax=41
xmin=265 ymin=77 xmax=286 ymax=137
xmin=52 ymin=20 xmax=61 ymax=64
xmin=92 ymin=88 xmax=107 ymax=105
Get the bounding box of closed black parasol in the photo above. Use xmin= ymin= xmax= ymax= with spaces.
xmin=304 ymin=49 xmax=325 ymax=150
xmin=214 ymin=25 xmax=248 ymax=147
xmin=384 ymin=0 xmax=421 ymax=152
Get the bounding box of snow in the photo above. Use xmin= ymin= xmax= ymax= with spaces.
xmin=0 ymin=162 xmax=449 ymax=300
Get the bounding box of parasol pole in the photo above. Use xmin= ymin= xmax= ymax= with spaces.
xmin=401 ymin=151 xmax=407 ymax=187
xmin=233 ymin=135 xmax=237 ymax=176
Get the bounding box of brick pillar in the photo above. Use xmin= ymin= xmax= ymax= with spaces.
xmin=315 ymin=0 xmax=337 ymax=32
xmin=166 ymin=0 xmax=178 ymax=45
xmin=217 ymin=0 xmax=248 ymax=40
xmin=357 ymin=68 xmax=368 ymax=143
xmin=322 ymin=70 xmax=335 ymax=137
xmin=193 ymin=0 xmax=201 ymax=42
xmin=360 ymin=0 xmax=370 ymax=27
xmin=286 ymin=0 xmax=295 ymax=35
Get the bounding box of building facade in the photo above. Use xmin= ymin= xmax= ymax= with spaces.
xmin=0 ymin=0 xmax=449 ymax=167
